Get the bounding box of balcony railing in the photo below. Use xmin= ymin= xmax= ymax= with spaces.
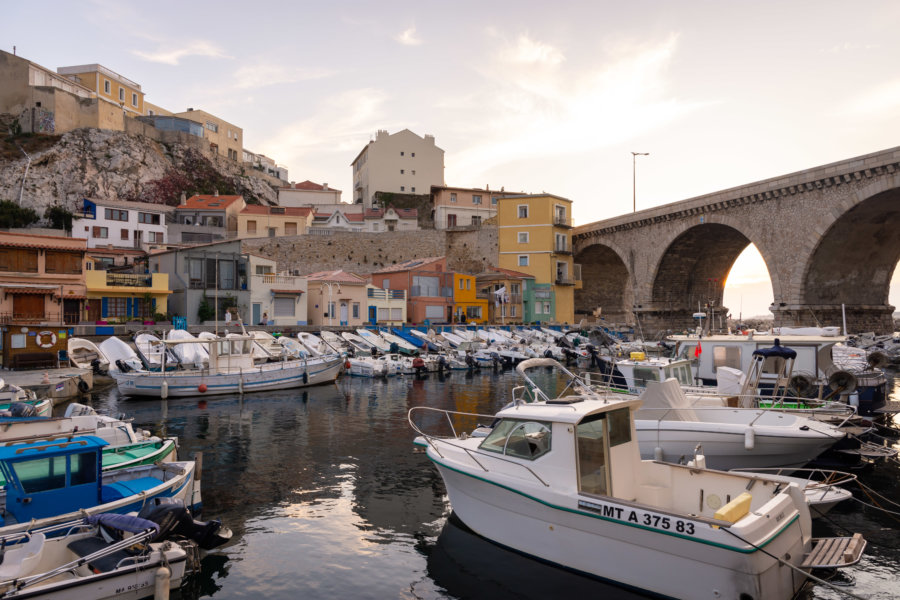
xmin=553 ymin=244 xmax=572 ymax=255
xmin=257 ymin=274 xmax=300 ymax=285
xmin=0 ymin=312 xmax=62 ymax=324
xmin=555 ymin=276 xmax=576 ymax=286
xmin=106 ymin=273 xmax=152 ymax=287
xmin=367 ymin=288 xmax=406 ymax=300
xmin=554 ymin=215 xmax=573 ymax=228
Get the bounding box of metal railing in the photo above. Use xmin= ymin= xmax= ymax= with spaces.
xmin=106 ymin=273 xmax=152 ymax=287
xmin=553 ymin=215 xmax=572 ymax=227
xmin=367 ymin=288 xmax=406 ymax=300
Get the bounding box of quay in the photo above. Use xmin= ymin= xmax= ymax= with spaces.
xmin=2 ymin=367 xmax=95 ymax=405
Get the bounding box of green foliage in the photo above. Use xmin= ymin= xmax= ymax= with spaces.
xmin=0 ymin=201 xmax=39 ymax=228
xmin=45 ymin=205 xmax=74 ymax=231
xmin=198 ymin=296 xmax=215 ymax=322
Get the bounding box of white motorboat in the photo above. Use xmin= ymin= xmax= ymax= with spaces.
xmin=729 ymin=468 xmax=856 ymax=518
xmin=356 ymin=329 xmax=392 ymax=353
xmin=342 ymin=331 xmax=377 ymax=353
xmin=378 ymin=330 xmax=420 ymax=355
xmin=113 ymin=334 xmax=343 ymax=398
xmin=66 ymin=338 xmax=110 ymax=373
xmin=635 ymin=379 xmax=845 ymax=470
xmin=98 ymin=337 xmax=143 ymax=374
xmin=133 ymin=332 xmax=178 ymax=370
xmin=321 ymin=331 xmax=351 ymax=353
xmin=409 ymin=357 xmax=866 ymax=599
xmin=166 ymin=329 xmax=209 ymax=368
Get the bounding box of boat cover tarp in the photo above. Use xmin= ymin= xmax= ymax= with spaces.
xmin=86 ymin=513 xmax=159 ymax=535
xmin=637 ymin=378 xmax=699 ymax=422
xmin=716 ymin=367 xmax=746 ymax=396
xmin=752 ymin=342 xmax=797 ymax=360
xmin=168 ymin=330 xmax=209 ymax=366
xmin=772 ymin=326 xmax=841 ymax=337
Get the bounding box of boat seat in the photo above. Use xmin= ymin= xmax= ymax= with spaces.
xmin=0 ymin=533 xmax=45 ymax=580
xmin=67 ymin=536 xmax=138 ymax=574
xmin=100 ymin=477 xmax=164 ymax=503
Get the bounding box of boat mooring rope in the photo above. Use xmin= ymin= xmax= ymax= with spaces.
xmin=718 ymin=527 xmax=869 ymax=600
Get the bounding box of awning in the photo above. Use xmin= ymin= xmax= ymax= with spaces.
xmin=56 ymin=294 xmax=87 ymax=300
xmin=4 ymin=288 xmax=54 ymax=295
xmin=271 ymin=289 xmax=305 ymax=295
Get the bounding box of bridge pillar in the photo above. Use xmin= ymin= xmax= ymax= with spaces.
xmin=771 ymin=304 xmax=895 ymax=335
xmin=633 ymin=306 xmax=731 ymax=337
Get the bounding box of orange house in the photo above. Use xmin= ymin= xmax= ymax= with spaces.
xmin=372 ymin=256 xmax=453 ymax=325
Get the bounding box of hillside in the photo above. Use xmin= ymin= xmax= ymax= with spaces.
xmin=0 ymin=128 xmax=280 ymax=217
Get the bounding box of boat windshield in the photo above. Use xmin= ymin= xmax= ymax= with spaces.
xmin=576 ymin=413 xmax=608 ymax=496
xmin=478 ymin=419 xmax=551 ymax=461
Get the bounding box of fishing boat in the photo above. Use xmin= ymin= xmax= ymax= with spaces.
xmin=0 ymin=436 xmax=200 ymax=537
xmin=378 ymin=330 xmax=420 ymax=355
xmin=112 ymin=334 xmax=344 ymax=398
xmin=729 ymin=468 xmax=856 ymax=518
xmin=67 ymin=338 xmax=110 ymax=373
xmin=409 ymin=357 xmax=866 ymax=599
xmin=133 ymin=332 xmax=179 ymax=370
xmin=356 ymin=329 xmax=392 ymax=353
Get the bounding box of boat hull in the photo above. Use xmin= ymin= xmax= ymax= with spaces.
xmin=113 ymin=357 xmax=344 ymax=398
xmin=433 ymin=460 xmax=807 ymax=600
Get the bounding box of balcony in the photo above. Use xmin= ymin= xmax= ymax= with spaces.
xmin=368 ymin=288 xmax=406 ymax=300
xmin=553 ymin=244 xmax=572 ymax=255
xmin=555 ymin=276 xmax=577 ymax=286
xmin=553 ymin=215 xmax=573 ymax=228
xmin=258 ymin=274 xmax=301 ymax=286
xmin=106 ymin=273 xmax=152 ymax=287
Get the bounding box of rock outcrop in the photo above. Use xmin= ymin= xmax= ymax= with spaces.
xmin=0 ymin=128 xmax=279 ymax=216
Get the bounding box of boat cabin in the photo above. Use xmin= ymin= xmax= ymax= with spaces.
xmin=589 ymin=356 xmax=695 ymax=394
xmin=0 ymin=436 xmax=107 ymax=525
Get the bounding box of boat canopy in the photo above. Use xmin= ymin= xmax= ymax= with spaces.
xmin=636 ymin=378 xmax=699 ymax=422
xmin=751 ymin=340 xmax=797 ymax=360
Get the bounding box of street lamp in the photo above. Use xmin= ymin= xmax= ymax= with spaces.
xmin=631 ymin=152 xmax=649 ymax=212
xmin=320 ymin=282 xmax=342 ymax=326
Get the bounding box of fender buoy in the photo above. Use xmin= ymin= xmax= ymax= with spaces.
xmin=198 ymin=384 xmax=208 ymax=393
xmin=36 ymin=331 xmax=57 ymax=349
xmin=77 ymin=379 xmax=90 ymax=394
xmin=344 ymin=360 xmax=351 ymax=369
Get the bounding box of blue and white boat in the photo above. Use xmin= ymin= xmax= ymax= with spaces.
xmin=0 ymin=436 xmax=200 ymax=537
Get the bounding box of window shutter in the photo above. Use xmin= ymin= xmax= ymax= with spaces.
xmin=101 ymin=297 xmax=109 ymax=318
xmin=125 ymin=297 xmax=133 ymax=317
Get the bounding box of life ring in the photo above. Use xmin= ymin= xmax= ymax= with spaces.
xmin=36 ymin=331 xmax=57 ymax=349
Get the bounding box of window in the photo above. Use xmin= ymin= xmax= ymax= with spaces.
xmin=352 ymin=303 xmax=360 ymax=318
xmin=633 ymin=367 xmax=660 ymax=388
xmin=450 ymin=193 xmax=457 ymax=203
xmin=510 ymin=305 xmax=517 ymax=317
xmin=412 ymin=275 xmax=440 ymax=297
xmin=472 ymin=195 xmax=482 ymax=204
xmin=400 ymin=151 xmax=404 ymax=156
xmin=518 ymin=255 xmax=529 ymax=267
xmin=518 ymin=205 xmax=529 ymax=218
xmin=119 ymin=88 xmax=124 ymax=102
xmin=44 ymin=251 xmax=82 ymax=274
xmin=459 ymin=279 xmax=464 ymax=290
xmin=285 ymin=222 xmax=297 ymax=236
xmin=105 ymin=208 xmax=128 ymax=221
xmin=491 ymin=196 xmax=498 ymax=205
xmin=479 ymin=419 xmax=551 ymax=461
xmin=274 ymin=297 xmax=295 ymax=317
xmin=149 ymin=231 xmax=163 ymax=243
xmin=255 ymin=265 xmax=273 ymax=275
xmin=378 ymin=307 xmax=389 ymax=321
xmin=713 ymin=346 xmax=741 ymax=372
xmin=120 ymin=229 xmax=129 ymax=241
xmin=411 ymin=152 xmax=415 ymax=157
xmin=411 ymin=187 xmax=415 ymax=192
xmin=104 ymin=80 xmax=110 ymax=94
xmin=107 ymin=297 xmax=126 ymax=317
xmin=511 ymin=283 xmax=521 ymax=295
xmin=206 ymin=121 xmax=218 ymax=133
xmin=466 ymin=306 xmax=481 ymax=319
xmin=12 ymin=456 xmax=67 ymax=493
xmin=555 ymin=233 xmax=568 ymax=252
xmin=518 ymin=232 xmax=529 ymax=243
xmin=466 ymin=279 xmax=471 ymax=290
xmin=138 ymin=212 xmax=160 ymax=225
xmin=400 ymin=169 xmax=404 ymax=174
xmin=576 ymin=413 xmax=608 ymax=495
xmin=132 ymin=92 xmax=138 ymax=106
xmin=391 ymin=307 xmax=402 ymax=321
xmin=93 ymin=226 xmax=109 ymax=239
xmin=400 ymin=186 xmax=405 ymax=192
xmin=382 ymin=278 xmax=390 ymax=289
xmin=0 ymin=248 xmax=38 ymax=272
xmin=471 ymin=215 xmax=482 ymax=226
xmin=543 ymin=301 xmax=552 ymax=314
xmin=425 ymin=305 xmax=444 ymax=320
xmin=219 ymin=260 xmax=235 ymax=289
xmin=247 ymin=220 xmax=257 ymax=234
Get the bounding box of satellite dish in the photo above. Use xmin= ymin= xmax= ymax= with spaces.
xmin=866 ymin=351 xmax=889 ymax=369
xmin=827 ymin=370 xmax=857 ymax=395
xmin=788 ymin=373 xmax=817 ymax=398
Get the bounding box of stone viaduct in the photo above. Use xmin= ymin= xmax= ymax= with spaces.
xmin=573 ymin=146 xmax=900 ymax=335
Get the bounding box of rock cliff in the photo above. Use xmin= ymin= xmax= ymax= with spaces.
xmin=0 ymin=128 xmax=279 ymax=217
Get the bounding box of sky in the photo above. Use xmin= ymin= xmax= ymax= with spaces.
xmin=3 ymin=1 xmax=900 ymax=317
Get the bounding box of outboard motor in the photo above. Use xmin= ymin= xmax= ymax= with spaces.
xmin=586 ymin=344 xmax=601 ymax=369
xmin=465 ymin=354 xmax=477 ymax=370
xmin=90 ymin=358 xmax=107 ymax=375
xmin=543 ymin=349 xmax=554 ymax=358
xmin=8 ymin=402 xmax=37 ymax=418
xmin=437 ymin=356 xmax=448 ymax=373
xmin=138 ymin=497 xmax=233 ymax=550
xmin=412 ymin=356 xmax=426 ymax=376
xmin=115 ymin=359 xmax=132 ymax=373
xmin=389 ymin=342 xmax=400 ymax=354
xmin=490 ymin=352 xmax=501 ymax=371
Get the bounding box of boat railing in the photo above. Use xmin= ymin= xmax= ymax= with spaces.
xmin=728 ymin=467 xmax=857 ymax=495
xmin=408 ymin=406 xmax=550 ymax=487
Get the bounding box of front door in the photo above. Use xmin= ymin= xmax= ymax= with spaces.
xmin=63 ymin=299 xmax=80 ymax=325
xmin=87 ymin=299 xmax=101 ymax=322
xmin=340 ymin=302 xmax=349 ymax=325
xmin=252 ymin=303 xmax=261 ymax=326
xmin=368 ymin=306 xmax=377 ymax=325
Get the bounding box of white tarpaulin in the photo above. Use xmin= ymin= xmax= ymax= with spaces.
xmin=636 ymin=378 xmax=699 ymax=422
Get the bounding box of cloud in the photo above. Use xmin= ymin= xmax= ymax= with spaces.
xmin=840 ymin=79 xmax=900 ymax=117
xmin=394 ymin=26 xmax=422 ymax=46
xmin=446 ymin=33 xmax=706 ymax=181
xmin=133 ymin=41 xmax=231 ymax=65
xmin=232 ymin=64 xmax=336 ymax=90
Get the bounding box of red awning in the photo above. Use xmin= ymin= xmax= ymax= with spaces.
xmin=271 ymin=289 xmax=305 ymax=295
xmin=4 ymin=288 xmax=54 ymax=295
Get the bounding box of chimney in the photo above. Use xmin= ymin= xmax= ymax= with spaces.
xmin=323 ymin=183 xmax=328 ymax=190
xmin=187 ymin=108 xmax=193 ymax=111
xmin=214 ymin=189 xmax=219 ymax=197
xmin=180 ymin=192 xmax=187 ymax=205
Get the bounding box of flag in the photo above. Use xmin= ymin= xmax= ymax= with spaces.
xmin=694 ymin=341 xmax=702 ymax=358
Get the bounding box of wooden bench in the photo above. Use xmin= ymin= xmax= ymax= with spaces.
xmin=10 ymin=352 xmax=56 ymax=370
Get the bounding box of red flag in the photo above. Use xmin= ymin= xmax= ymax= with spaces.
xmin=694 ymin=341 xmax=702 ymax=358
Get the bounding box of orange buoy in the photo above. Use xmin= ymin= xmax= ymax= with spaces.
xmin=344 ymin=360 xmax=351 ymax=369
xmin=198 ymin=383 xmax=208 ymax=393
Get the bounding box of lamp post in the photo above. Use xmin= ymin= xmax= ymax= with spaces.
xmin=321 ymin=282 xmax=342 ymax=326
xmin=631 ymin=152 xmax=649 ymax=212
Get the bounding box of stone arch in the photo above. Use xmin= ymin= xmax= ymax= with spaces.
xmin=649 ymin=222 xmax=775 ymax=325
xmin=574 ymin=242 xmax=633 ymax=323
xmin=800 ymin=184 xmax=900 ymax=308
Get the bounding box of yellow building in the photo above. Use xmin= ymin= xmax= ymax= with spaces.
xmin=497 ymin=194 xmax=581 ymax=324
xmin=172 ymin=108 xmax=243 ymax=162
xmin=365 ymin=284 xmax=407 ymax=326
xmin=57 ymin=63 xmax=145 ymax=117
xmin=85 ymin=270 xmax=171 ymax=323
xmin=452 ymin=273 xmax=488 ymax=324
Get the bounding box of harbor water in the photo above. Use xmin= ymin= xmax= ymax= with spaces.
xmin=74 ymin=370 xmax=900 ymax=599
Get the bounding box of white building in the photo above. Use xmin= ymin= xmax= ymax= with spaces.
xmin=74 ymin=198 xmax=171 ymax=250
xmin=350 ymin=129 xmax=444 ymax=209
xmin=364 ymin=207 xmax=418 ymax=232
xmin=248 ymin=253 xmax=308 ymax=326
xmin=278 ymin=180 xmax=342 ymax=206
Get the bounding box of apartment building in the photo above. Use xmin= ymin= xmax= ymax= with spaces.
xmin=278 ymin=181 xmax=342 ymax=207
xmin=237 ymin=205 xmax=313 ymax=238
xmin=497 ymin=194 xmax=581 ymax=324
xmin=57 ymin=63 xmax=145 ymax=116
xmin=172 ymin=108 xmax=243 ymax=161
xmin=248 ymin=254 xmax=307 ymax=326
xmin=75 ymin=198 xmax=171 ymax=250
xmin=350 ymin=129 xmax=444 ymax=208
xmin=431 ymin=185 xmax=520 ymax=230
xmin=372 ymin=256 xmax=453 ymax=325
xmin=171 ymin=194 xmax=246 ymax=243
xmin=305 ymin=270 xmax=368 ymax=327
xmin=452 ymin=273 xmax=488 ymax=324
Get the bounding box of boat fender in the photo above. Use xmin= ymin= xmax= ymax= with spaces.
xmin=543 ymin=349 xmax=553 ymax=358
xmin=161 ymin=381 xmax=168 ymax=399
xmin=744 ymin=428 xmax=755 ymax=451
xmin=344 ymin=360 xmax=351 ymax=369
xmin=653 ymin=447 xmax=664 ymax=461
xmin=303 ymin=371 xmax=308 ymax=384
xmin=198 ymin=383 xmax=207 ymax=393
xmin=77 ymin=378 xmax=90 ymax=394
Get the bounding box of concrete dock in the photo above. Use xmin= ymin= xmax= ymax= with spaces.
xmin=3 ymin=368 xmax=96 ymax=405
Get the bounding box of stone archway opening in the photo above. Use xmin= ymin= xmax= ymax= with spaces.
xmin=800 ymin=187 xmax=900 ymax=333
xmin=574 ymin=243 xmax=633 ymax=325
xmin=723 ymin=244 xmax=774 ymax=324
xmin=645 ymin=223 xmax=772 ymax=334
